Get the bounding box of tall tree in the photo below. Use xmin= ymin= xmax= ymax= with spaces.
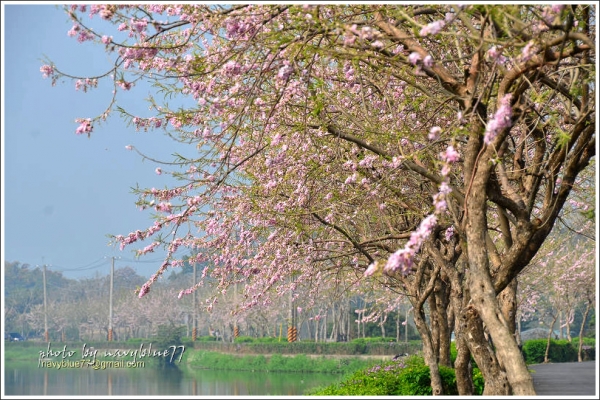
xmin=41 ymin=4 xmax=595 ymax=395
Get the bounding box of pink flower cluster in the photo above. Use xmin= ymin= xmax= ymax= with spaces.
xmin=519 ymin=41 xmax=537 ymax=63
xmin=137 ymin=241 xmax=160 ymax=256
xmin=420 ymin=20 xmax=445 ymax=37
xmin=222 ymin=60 xmax=242 ymax=77
xmin=40 ymin=65 xmax=54 ymax=78
xmin=383 ymin=214 xmax=437 ymax=275
xmin=130 ymin=17 xmax=148 ymax=33
xmin=138 ymin=282 xmax=151 ymax=298
xmin=67 ymin=24 xmax=94 ymax=43
xmin=428 ymin=126 xmax=442 ymax=140
xmin=408 ymin=52 xmax=421 ymax=65
xmin=484 ymin=94 xmax=513 ymax=145
xmin=131 ymin=116 xmax=163 ymax=131
xmin=75 ymin=118 xmax=93 ymax=135
xmin=486 ymin=46 xmax=507 ymax=65
xmin=370 ymin=128 xmax=460 ymax=277
xmin=277 ymin=64 xmax=293 ymax=81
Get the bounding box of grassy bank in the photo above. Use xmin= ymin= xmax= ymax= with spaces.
xmin=186 ymin=350 xmax=379 ymax=374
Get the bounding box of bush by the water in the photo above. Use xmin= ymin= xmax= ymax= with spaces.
xmin=153 ymin=324 xmax=186 ymax=367
xmin=307 ymin=354 xmax=484 ymax=396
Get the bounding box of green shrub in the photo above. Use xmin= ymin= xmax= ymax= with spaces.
xmin=551 ymin=340 xmax=578 ymax=362
xmin=233 ymin=336 xmax=255 ymax=343
xmin=522 ymin=339 xmax=547 ymax=364
xmin=154 ymin=324 xmax=186 ymax=367
xmin=571 ymin=337 xmax=595 ymax=347
xmin=349 ymin=338 xmax=367 ymax=354
xmin=255 ymin=336 xmax=279 ymax=343
xmin=308 ymin=354 xmax=484 ymax=396
xmin=522 ymin=339 xmax=578 ymax=364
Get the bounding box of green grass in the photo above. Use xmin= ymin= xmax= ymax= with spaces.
xmin=186 ymin=350 xmax=377 ymax=374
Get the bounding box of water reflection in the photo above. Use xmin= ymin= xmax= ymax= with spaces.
xmin=5 ymin=364 xmax=341 ymax=396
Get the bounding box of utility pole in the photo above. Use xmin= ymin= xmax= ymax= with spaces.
xmin=108 ymin=257 xmax=115 ymax=341
xmin=287 ymin=276 xmax=297 ymax=342
xmin=42 ymin=264 xmax=49 ymax=342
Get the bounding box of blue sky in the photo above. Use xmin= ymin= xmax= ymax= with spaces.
xmin=2 ymin=4 xmax=191 ymax=279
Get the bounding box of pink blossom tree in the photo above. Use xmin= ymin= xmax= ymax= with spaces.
xmin=41 ymin=4 xmax=595 ymax=395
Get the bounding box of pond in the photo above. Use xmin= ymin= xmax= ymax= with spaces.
xmin=4 ymin=362 xmax=343 ymax=396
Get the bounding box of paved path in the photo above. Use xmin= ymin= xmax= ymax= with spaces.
xmin=529 ymin=361 xmax=597 ymax=396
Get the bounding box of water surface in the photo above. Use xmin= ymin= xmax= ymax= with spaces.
xmin=5 ymin=363 xmax=342 ymax=396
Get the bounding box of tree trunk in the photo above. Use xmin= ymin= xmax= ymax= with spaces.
xmin=435 ymin=279 xmax=452 ymax=367
xmin=498 ymin=277 xmax=518 ymax=336
xmin=544 ymin=314 xmax=559 ymax=363
xmin=396 ymin=305 xmax=401 ymax=342
xmin=329 ymin=304 xmax=341 ymax=341
xmin=465 ymin=157 xmax=536 ymax=395
xmin=413 ymin=307 xmax=445 ymax=395
xmin=577 ymin=299 xmax=591 ymax=362
xmin=428 ymin=294 xmax=441 ymax=364
xmin=464 ymin=304 xmax=510 ymax=395
xmin=559 ymin=310 xmax=564 ymax=339
xmin=454 ymin=335 xmax=474 ymax=395
xmin=426 ymin=239 xmax=472 ymax=392
xmin=469 ymin=267 xmax=535 ymax=394
xmin=446 ymin=260 xmax=476 ymax=395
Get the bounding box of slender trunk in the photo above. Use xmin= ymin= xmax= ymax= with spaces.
xmin=428 ymin=294 xmax=440 ymax=364
xmin=565 ymin=308 xmax=572 ymax=342
xmin=435 ymin=280 xmax=452 ymax=367
xmin=578 ymin=299 xmax=591 ymax=362
xmin=446 ymin=259 xmax=476 ymax=395
xmin=559 ymin=310 xmax=564 ymax=339
xmin=330 ymin=306 xmax=337 ymax=341
xmin=408 ymin=259 xmax=445 ymax=395
xmin=544 ymin=314 xmax=559 ymax=363
xmin=396 ymin=305 xmax=401 ymax=342
xmin=413 ymin=307 xmax=444 ymax=395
